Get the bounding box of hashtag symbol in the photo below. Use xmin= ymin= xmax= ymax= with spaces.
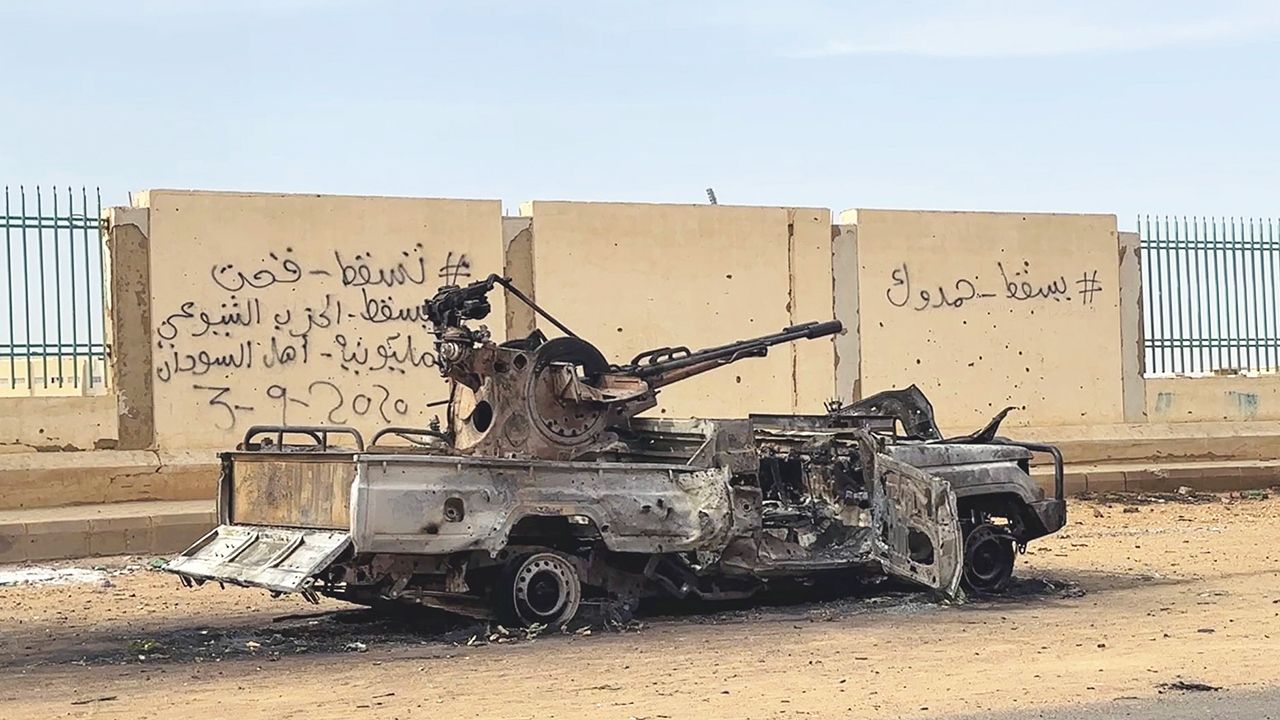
xmin=1076 ymin=270 xmax=1102 ymax=305
xmin=437 ymin=251 xmax=472 ymax=285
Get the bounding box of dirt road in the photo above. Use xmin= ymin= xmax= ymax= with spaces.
xmin=2 ymin=492 xmax=1278 ymax=719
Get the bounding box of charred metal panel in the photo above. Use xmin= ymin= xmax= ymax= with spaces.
xmin=351 ymin=455 xmax=733 ymax=555
xmin=165 ymin=525 xmax=351 ymax=594
xmin=229 ymin=456 xmax=356 ymax=529
xmin=624 ymin=418 xmax=758 ymax=472
xmin=830 ymin=385 xmax=941 ymax=440
xmin=871 ymin=454 xmax=963 ymax=597
xmin=884 ymin=444 xmax=1042 ymax=501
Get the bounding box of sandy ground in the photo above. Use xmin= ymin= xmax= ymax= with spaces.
xmin=1 ymin=492 xmax=1278 ymax=720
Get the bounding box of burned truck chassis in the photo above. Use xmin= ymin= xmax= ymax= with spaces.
xmin=168 ymin=275 xmax=1066 ymax=626
xmin=311 ymin=432 xmax=888 ymax=624
xmin=176 ymin=409 xmax=1064 ymax=627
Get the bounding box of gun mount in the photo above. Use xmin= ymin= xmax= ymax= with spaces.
xmin=426 ymin=275 xmax=843 ymax=460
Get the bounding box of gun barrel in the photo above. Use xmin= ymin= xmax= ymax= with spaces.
xmin=626 ymin=320 xmax=842 ymax=382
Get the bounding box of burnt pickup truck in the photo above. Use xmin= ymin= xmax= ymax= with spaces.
xmin=167 ymin=276 xmax=1066 ymax=626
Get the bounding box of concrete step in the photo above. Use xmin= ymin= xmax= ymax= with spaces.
xmin=1010 ymin=420 xmax=1280 ymax=466
xmin=0 ymin=499 xmax=215 ymax=563
xmin=1031 ymin=458 xmax=1280 ymax=496
xmin=0 ymin=449 xmax=218 ymax=511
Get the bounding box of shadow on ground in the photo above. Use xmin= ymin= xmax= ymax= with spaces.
xmin=1 ymin=566 xmax=1142 ymax=670
xmin=0 ymin=603 xmax=487 ymax=670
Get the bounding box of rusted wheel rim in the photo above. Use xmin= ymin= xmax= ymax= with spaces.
xmin=511 ymin=552 xmax=581 ymax=626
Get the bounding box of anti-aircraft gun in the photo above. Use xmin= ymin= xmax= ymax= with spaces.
xmin=424 ymin=274 xmax=842 ymax=460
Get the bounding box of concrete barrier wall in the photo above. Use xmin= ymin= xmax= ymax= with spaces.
xmin=137 ymin=190 xmax=505 ymax=449
xmin=13 ymin=190 xmax=1280 ymax=462
xmin=520 ymin=201 xmax=836 ymax=418
xmin=1147 ymin=375 xmax=1280 ymax=422
xmin=840 ymin=209 xmax=1124 ymax=430
xmin=12 ymin=191 xmax=1280 ymax=563
xmin=0 ymin=395 xmax=117 ymax=451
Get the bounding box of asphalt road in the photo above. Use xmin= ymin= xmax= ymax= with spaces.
xmin=953 ymin=687 xmax=1280 ymax=720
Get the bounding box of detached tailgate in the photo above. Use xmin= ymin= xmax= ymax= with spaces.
xmin=167 ymin=450 xmax=359 ymax=593
xmin=166 ymin=525 xmax=350 ymax=594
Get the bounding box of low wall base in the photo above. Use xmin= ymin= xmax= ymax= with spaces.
xmin=0 ymin=500 xmax=215 ymax=564
xmin=0 ymin=450 xmax=218 ymax=511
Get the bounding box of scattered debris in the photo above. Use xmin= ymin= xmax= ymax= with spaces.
xmin=127 ymin=639 xmax=160 ymax=654
xmin=0 ymin=566 xmax=113 ymax=587
xmin=1157 ymin=680 xmax=1221 ymax=693
xmin=1232 ymin=489 xmax=1270 ymax=501
xmin=1080 ymin=490 xmax=1218 ymax=506
xmin=271 ymin=609 xmax=339 ymax=624
xmin=971 ymin=576 xmax=1086 ymax=601
xmin=70 ymin=696 xmax=118 ymax=706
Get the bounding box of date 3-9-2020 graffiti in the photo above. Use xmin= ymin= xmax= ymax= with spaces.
xmin=192 ymin=381 xmax=417 ymax=431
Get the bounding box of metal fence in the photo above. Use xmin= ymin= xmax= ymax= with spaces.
xmin=1140 ymin=216 xmax=1280 ymax=376
xmin=1 ymin=186 xmax=107 ymax=392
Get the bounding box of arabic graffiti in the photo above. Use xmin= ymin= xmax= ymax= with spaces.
xmin=335 ymin=244 xmax=429 ymax=288
xmin=155 ymin=245 xmax=473 ymax=433
xmin=210 ymin=248 xmax=303 ymax=292
xmin=886 ymin=260 xmax=1104 ymax=312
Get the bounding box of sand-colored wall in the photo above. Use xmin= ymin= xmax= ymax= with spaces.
xmin=520 ymin=201 xmax=836 ymax=418
xmin=139 ymin=190 xmax=504 ymax=449
xmin=1147 ymin=375 xmax=1280 ymax=422
xmin=841 ymin=209 xmax=1124 ymax=430
xmin=0 ymin=395 xmax=117 ymax=450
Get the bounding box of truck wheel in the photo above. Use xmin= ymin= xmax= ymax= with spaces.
xmin=962 ymin=524 xmax=1015 ymax=594
xmin=498 ymin=551 xmax=582 ymax=627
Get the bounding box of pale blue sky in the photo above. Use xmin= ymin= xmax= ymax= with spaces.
xmin=3 ymin=0 xmax=1280 ymax=227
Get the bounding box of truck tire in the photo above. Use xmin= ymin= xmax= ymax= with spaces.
xmin=962 ymin=524 xmax=1016 ymax=594
xmin=497 ymin=550 xmax=583 ymax=628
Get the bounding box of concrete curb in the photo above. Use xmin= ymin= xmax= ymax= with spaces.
xmin=0 ymin=500 xmax=215 ymax=563
xmin=0 ymin=450 xmax=218 ymax=511
xmin=1033 ymin=459 xmax=1280 ymax=496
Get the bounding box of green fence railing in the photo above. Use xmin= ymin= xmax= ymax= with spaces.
xmin=1140 ymin=216 xmax=1280 ymax=376
xmin=1 ymin=186 xmax=107 ymax=391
